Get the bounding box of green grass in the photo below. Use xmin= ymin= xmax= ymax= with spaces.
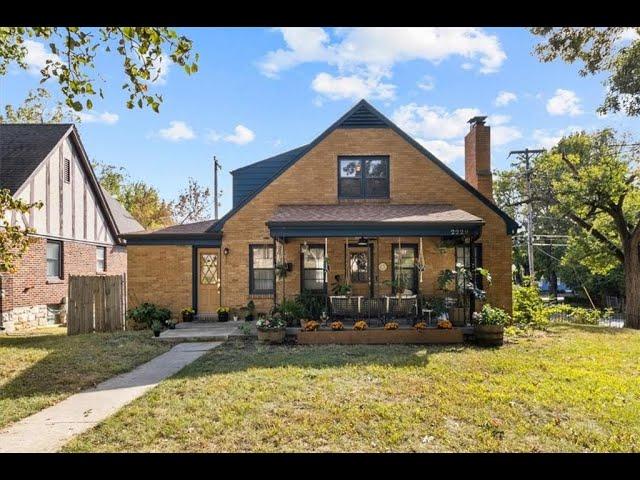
xmin=63 ymin=325 xmax=640 ymax=452
xmin=0 ymin=327 xmax=171 ymax=429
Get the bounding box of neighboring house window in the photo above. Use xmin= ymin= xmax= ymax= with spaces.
xmin=249 ymin=244 xmax=274 ymax=294
xmin=338 ymin=156 xmax=389 ymax=199
xmin=63 ymin=158 xmax=71 ymax=183
xmin=96 ymin=246 xmax=106 ymax=272
xmin=455 ymin=244 xmax=483 ymax=289
xmin=349 ymin=251 xmax=369 ymax=283
xmin=46 ymin=240 xmax=62 ymax=278
xmin=392 ymin=244 xmax=417 ymax=294
xmin=301 ymin=245 xmax=326 ymax=292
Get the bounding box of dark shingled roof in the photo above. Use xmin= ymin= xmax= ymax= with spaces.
xmin=0 ymin=123 xmax=72 ymax=194
xmin=100 ymin=187 xmax=144 ymax=234
xmin=268 ymin=204 xmax=484 ymax=225
xmin=126 ymin=219 xmax=218 ymax=236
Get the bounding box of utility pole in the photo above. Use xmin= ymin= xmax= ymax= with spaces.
xmin=508 ymin=148 xmax=545 ymax=283
xmin=213 ymin=156 xmax=222 ymax=220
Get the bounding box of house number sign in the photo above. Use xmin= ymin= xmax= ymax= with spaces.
xmin=378 ymin=262 xmax=388 ymax=271
xmin=449 ymin=228 xmax=469 ymax=235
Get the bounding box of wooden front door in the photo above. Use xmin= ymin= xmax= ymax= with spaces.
xmin=197 ymin=248 xmax=220 ymax=315
xmin=348 ymin=245 xmax=373 ymax=297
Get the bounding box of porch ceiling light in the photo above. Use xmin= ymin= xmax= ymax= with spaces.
xmin=357 ymin=237 xmax=368 ymax=247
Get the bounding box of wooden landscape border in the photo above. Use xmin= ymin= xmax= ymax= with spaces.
xmin=296 ymin=328 xmax=464 ymax=345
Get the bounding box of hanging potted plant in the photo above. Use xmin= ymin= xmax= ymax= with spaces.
xmin=472 ymin=304 xmax=510 ymax=346
xmin=256 ymin=312 xmax=287 ymax=344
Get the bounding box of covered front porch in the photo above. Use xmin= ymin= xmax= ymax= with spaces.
xmin=266 ymin=204 xmax=486 ymax=326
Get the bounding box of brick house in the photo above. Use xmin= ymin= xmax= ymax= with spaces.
xmin=124 ymin=100 xmax=517 ymax=322
xmin=0 ymin=124 xmax=143 ymax=332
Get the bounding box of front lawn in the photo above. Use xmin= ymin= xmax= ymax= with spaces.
xmin=64 ymin=325 xmax=640 ymax=452
xmin=0 ymin=327 xmax=171 ymax=429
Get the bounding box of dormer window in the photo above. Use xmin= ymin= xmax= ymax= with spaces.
xmin=338 ymin=156 xmax=389 ymax=199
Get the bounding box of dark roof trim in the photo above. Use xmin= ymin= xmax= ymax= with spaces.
xmin=268 ymin=222 xmax=483 ymax=238
xmin=123 ymin=233 xmax=221 ymax=246
xmin=209 ymin=99 xmax=518 ymax=235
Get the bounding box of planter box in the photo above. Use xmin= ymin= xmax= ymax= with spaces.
xmin=297 ymin=328 xmax=463 ymax=345
xmin=475 ymin=325 xmax=504 ymax=347
xmin=258 ymin=329 xmax=286 ymax=344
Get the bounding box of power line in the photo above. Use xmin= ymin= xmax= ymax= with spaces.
xmin=508 ymin=148 xmax=546 ymax=281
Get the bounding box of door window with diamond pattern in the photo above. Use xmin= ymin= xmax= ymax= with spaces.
xmin=200 ymin=254 xmax=218 ymax=285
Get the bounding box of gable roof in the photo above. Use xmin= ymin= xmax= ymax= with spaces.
xmin=210 ymin=99 xmax=518 ymax=235
xmin=231 ymin=144 xmax=310 ymax=208
xmin=0 ymin=123 xmax=134 ymax=243
xmin=0 ymin=123 xmax=74 ymax=195
xmin=101 ymin=187 xmax=144 ymax=234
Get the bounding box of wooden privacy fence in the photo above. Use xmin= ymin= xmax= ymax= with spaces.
xmin=67 ymin=275 xmax=125 ymax=335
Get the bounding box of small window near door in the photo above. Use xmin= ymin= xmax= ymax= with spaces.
xmin=249 ymin=245 xmax=274 ymax=294
xmin=46 ymin=240 xmax=62 ymax=278
xmin=96 ymin=246 xmax=106 ymax=272
xmin=350 ymin=251 xmax=369 ymax=283
xmin=302 ymin=245 xmax=326 ymax=292
xmin=200 ymin=253 xmax=218 ymax=285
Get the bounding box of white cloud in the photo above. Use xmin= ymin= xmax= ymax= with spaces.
xmin=23 ymin=40 xmax=60 ymax=74
xmin=260 ymin=27 xmax=506 ymax=77
xmin=532 ymin=126 xmax=583 ymax=149
xmin=392 ymin=103 xmax=481 ymax=140
xmin=418 ymin=139 xmax=464 ymax=164
xmin=417 ymin=75 xmax=435 ymax=91
xmin=490 ymin=114 xmax=511 ymax=125
xmin=492 ymin=125 xmax=522 ymax=146
xmin=461 ymin=62 xmax=474 ymax=70
xmin=259 ymin=27 xmax=506 ymax=103
xmin=158 ymin=121 xmax=196 ymax=141
xmin=207 ymin=125 xmax=255 ymax=145
xmin=494 ymin=91 xmax=517 ymax=107
xmin=616 ymin=28 xmax=639 ymax=43
xmin=311 ymin=72 xmax=396 ymax=101
xmin=77 ymin=111 xmax=119 ymax=125
xmin=546 ymin=89 xmax=583 ymax=116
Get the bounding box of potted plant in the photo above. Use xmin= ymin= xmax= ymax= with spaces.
xmin=167 ymin=319 xmax=177 ymax=329
xmin=245 ymin=300 xmax=256 ymax=321
xmin=181 ymin=307 xmax=195 ymax=322
xmin=353 ymin=320 xmax=368 ymax=330
xmin=151 ymin=319 xmax=163 ymax=337
xmin=330 ymin=321 xmax=344 ymax=331
xmin=302 ymin=320 xmax=320 ymax=331
xmin=217 ymin=307 xmax=230 ymax=322
xmin=472 ymin=304 xmax=510 ymax=346
xmin=256 ymin=312 xmax=287 ymax=344
xmin=330 ymin=275 xmax=352 ymax=296
xmin=384 ymin=321 xmax=399 ymax=330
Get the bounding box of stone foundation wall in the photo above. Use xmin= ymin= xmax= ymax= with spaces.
xmin=1 ymin=305 xmax=53 ymax=333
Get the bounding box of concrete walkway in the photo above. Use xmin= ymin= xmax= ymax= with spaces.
xmin=159 ymin=320 xmax=256 ymax=340
xmin=0 ymin=342 xmax=220 ymax=453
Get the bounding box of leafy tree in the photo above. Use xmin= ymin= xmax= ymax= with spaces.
xmin=0 ymin=27 xmax=198 ymax=113
xmin=0 ymin=87 xmax=77 ymax=123
xmin=172 ymin=178 xmax=211 ymax=224
xmin=536 ymin=129 xmax=640 ymax=328
xmin=530 ymin=27 xmax=640 ymax=116
xmin=0 ymin=189 xmax=42 ymax=272
xmin=93 ymin=162 xmax=173 ymax=230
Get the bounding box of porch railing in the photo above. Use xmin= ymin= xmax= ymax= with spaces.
xmin=329 ymin=295 xmax=418 ymax=323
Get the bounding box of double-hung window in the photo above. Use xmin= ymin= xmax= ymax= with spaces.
xmin=249 ymin=245 xmax=275 ymax=294
xmin=392 ymin=245 xmax=417 ymax=294
xmin=338 ymin=156 xmax=389 ymax=199
xmin=96 ymin=246 xmax=106 ymax=272
xmin=46 ymin=240 xmax=62 ymax=279
xmin=301 ymin=245 xmax=326 ymax=292
xmin=455 ymin=243 xmax=483 ymax=289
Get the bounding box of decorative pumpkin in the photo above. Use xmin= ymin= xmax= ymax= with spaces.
xmin=437 ymin=319 xmax=453 ymax=329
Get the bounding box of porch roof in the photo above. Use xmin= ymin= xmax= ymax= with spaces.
xmin=267 ymin=204 xmax=484 ymax=238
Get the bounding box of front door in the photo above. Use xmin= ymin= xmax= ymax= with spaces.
xmin=348 ymin=245 xmax=373 ymax=297
xmin=197 ymin=248 xmax=220 ymax=316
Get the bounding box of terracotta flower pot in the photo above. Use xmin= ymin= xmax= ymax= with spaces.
xmin=475 ymin=325 xmax=504 ymax=347
xmin=257 ymin=329 xmax=285 ymax=344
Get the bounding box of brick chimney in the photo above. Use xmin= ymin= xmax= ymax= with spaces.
xmin=464 ymin=115 xmax=493 ymax=201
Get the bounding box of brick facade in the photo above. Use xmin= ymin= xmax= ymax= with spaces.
xmin=0 ymin=236 xmax=126 ymax=332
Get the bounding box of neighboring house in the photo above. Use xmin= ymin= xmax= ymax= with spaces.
xmin=124 ymin=100 xmax=517 ymax=320
xmin=0 ymin=124 xmax=143 ymax=332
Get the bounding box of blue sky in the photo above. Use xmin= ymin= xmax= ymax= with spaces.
xmin=2 ymin=27 xmax=639 ymax=218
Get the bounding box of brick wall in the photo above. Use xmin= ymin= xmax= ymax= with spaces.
xmin=127 ymin=245 xmax=192 ymax=317
xmin=0 ymin=236 xmax=127 ymax=331
xmin=221 ymin=127 xmax=512 ymax=313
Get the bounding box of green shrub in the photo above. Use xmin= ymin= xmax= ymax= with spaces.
xmin=275 ymin=298 xmax=306 ymax=326
xmin=127 ymin=302 xmax=172 ymax=329
xmin=473 ymin=304 xmax=511 ymax=326
xmin=513 ymin=283 xmax=545 ymax=326
xmin=295 ymin=290 xmax=326 ymax=319
xmin=540 ymin=304 xmax=601 ymax=325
